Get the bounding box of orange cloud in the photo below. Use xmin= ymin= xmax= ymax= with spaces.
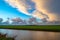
xmin=33 ymin=0 xmax=59 ymax=21
xmin=4 ymin=0 xmax=60 ymax=22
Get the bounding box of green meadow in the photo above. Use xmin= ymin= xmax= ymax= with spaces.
xmin=0 ymin=25 xmax=60 ymax=32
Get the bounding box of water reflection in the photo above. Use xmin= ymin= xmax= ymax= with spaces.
xmin=0 ymin=29 xmax=60 ymax=40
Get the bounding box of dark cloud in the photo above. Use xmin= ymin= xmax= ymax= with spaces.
xmin=47 ymin=0 xmax=60 ymax=21
xmin=45 ymin=0 xmax=60 ymax=14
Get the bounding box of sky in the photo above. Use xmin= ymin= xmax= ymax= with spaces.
xmin=0 ymin=0 xmax=31 ymax=21
xmin=32 ymin=0 xmax=60 ymax=21
xmin=0 ymin=0 xmax=60 ymax=22
xmin=4 ymin=0 xmax=60 ymax=22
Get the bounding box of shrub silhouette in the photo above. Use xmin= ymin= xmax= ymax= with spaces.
xmin=0 ymin=33 xmax=15 ymax=40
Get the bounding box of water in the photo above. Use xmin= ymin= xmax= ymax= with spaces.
xmin=0 ymin=29 xmax=60 ymax=40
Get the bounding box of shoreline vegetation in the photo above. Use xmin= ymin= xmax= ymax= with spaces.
xmin=0 ymin=33 xmax=15 ymax=40
xmin=0 ymin=25 xmax=60 ymax=32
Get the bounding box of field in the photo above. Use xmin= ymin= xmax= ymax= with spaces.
xmin=0 ymin=25 xmax=60 ymax=32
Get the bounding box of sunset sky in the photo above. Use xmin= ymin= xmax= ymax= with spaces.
xmin=0 ymin=0 xmax=60 ymax=22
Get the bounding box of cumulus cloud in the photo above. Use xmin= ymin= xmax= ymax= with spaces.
xmin=11 ymin=17 xmax=23 ymax=22
xmin=4 ymin=0 xmax=60 ymax=22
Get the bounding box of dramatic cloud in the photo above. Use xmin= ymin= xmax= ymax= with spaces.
xmin=4 ymin=0 xmax=31 ymax=15
xmin=4 ymin=0 xmax=60 ymax=22
xmin=33 ymin=0 xmax=60 ymax=21
xmin=11 ymin=17 xmax=23 ymax=22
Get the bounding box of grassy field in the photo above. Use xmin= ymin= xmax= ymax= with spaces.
xmin=0 ymin=25 xmax=60 ymax=32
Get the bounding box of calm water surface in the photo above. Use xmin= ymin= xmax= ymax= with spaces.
xmin=0 ymin=29 xmax=60 ymax=40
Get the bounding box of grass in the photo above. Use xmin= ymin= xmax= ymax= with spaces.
xmin=0 ymin=25 xmax=60 ymax=32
